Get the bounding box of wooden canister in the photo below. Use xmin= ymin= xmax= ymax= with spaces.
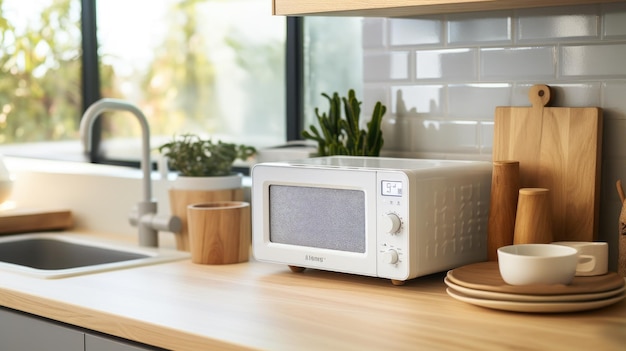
xmin=187 ymin=201 xmax=251 ymax=265
xmin=169 ymin=188 xmax=243 ymax=251
xmin=487 ymin=161 xmax=520 ymax=261
xmin=513 ymin=188 xmax=553 ymax=244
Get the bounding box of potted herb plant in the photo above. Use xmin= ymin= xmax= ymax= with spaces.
xmin=158 ymin=133 xmax=256 ymax=251
xmin=302 ymin=89 xmax=386 ymax=157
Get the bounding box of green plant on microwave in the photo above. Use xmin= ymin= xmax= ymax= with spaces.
xmin=158 ymin=133 xmax=256 ymax=177
xmin=302 ymin=89 xmax=386 ymax=157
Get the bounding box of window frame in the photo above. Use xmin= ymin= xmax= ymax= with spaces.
xmin=81 ymin=0 xmax=102 ymax=164
xmin=80 ymin=1 xmax=302 ymax=170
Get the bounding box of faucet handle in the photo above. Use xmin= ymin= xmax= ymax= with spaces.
xmin=145 ymin=213 xmax=182 ymax=233
xmin=129 ymin=201 xmax=181 ymax=248
xmin=129 ymin=204 xmax=182 ymax=234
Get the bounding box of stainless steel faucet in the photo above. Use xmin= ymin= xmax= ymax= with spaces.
xmin=79 ymin=98 xmax=181 ymax=247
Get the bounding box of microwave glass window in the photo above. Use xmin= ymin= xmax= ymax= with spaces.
xmin=269 ymin=185 xmax=366 ymax=253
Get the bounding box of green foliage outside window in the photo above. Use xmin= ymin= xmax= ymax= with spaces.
xmin=0 ymin=0 xmax=82 ymax=143
xmin=0 ymin=0 xmax=285 ymax=150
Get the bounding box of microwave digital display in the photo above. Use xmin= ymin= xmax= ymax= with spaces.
xmin=268 ymin=185 xmax=366 ymax=253
xmin=382 ymin=180 xmax=402 ymax=197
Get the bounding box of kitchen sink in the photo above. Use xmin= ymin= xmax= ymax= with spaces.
xmin=0 ymin=232 xmax=189 ymax=279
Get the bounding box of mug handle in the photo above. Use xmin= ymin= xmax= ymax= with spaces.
xmin=576 ymin=254 xmax=596 ymax=273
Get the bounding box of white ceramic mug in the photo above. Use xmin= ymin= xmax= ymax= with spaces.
xmin=497 ymin=244 xmax=579 ymax=285
xmin=551 ymin=241 xmax=609 ymax=276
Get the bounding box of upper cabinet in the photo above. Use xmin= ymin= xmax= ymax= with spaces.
xmin=273 ymin=0 xmax=622 ymax=17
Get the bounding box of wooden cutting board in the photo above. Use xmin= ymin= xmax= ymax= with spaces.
xmin=0 ymin=207 xmax=73 ymax=234
xmin=493 ymin=84 xmax=602 ymax=242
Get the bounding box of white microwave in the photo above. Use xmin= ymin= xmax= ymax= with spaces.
xmin=251 ymin=156 xmax=492 ymax=285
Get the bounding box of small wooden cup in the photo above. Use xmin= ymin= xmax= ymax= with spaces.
xmin=187 ymin=201 xmax=250 ymax=265
xmin=170 ymin=188 xmax=243 ymax=251
xmin=513 ymin=188 xmax=553 ymax=245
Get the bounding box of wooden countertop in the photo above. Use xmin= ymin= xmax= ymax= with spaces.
xmin=0 ymin=239 xmax=625 ymax=350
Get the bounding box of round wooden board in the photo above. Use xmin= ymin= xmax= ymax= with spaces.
xmin=447 ymin=261 xmax=625 ymax=296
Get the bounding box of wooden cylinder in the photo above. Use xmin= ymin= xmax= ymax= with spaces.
xmin=513 ymin=188 xmax=553 ymax=245
xmin=487 ymin=161 xmax=520 ymax=261
xmin=187 ymin=201 xmax=251 ymax=265
xmin=169 ymin=188 xmax=243 ymax=251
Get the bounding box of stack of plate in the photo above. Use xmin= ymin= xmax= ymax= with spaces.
xmin=445 ymin=261 xmax=626 ymax=313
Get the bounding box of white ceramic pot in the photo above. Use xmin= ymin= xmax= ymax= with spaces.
xmin=171 ymin=173 xmax=243 ymax=191
xmin=168 ymin=173 xmax=244 ymax=252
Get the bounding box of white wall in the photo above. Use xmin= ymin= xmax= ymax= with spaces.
xmin=4 ymin=157 xmax=168 ymax=238
xmin=363 ymin=3 xmax=626 ymax=268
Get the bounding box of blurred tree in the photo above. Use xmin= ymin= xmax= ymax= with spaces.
xmin=140 ymin=0 xmax=218 ymax=136
xmin=225 ymin=26 xmax=284 ymax=137
xmin=0 ymin=0 xmax=285 ymax=151
xmin=0 ymin=0 xmax=83 ymax=143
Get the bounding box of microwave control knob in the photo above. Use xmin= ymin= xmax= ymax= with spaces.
xmin=383 ymin=213 xmax=402 ymax=234
xmin=383 ymin=249 xmax=399 ymax=264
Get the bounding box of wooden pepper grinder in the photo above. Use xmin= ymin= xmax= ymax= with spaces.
xmin=487 ymin=161 xmax=520 ymax=260
xmin=617 ymin=180 xmax=626 ymax=277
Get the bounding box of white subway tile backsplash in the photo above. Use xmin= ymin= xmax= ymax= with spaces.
xmin=364 ymin=52 xmax=410 ymax=81
xmin=410 ymin=119 xmax=479 ymax=154
xmin=561 ymin=44 xmax=626 ymax=77
xmin=416 ymin=48 xmax=477 ymax=80
xmin=603 ymin=118 xmax=626 ymax=158
xmin=447 ymin=83 xmax=512 ymax=119
xmin=363 ymin=86 xmax=390 ymax=119
xmin=602 ymin=160 xmax=626 ymax=202
xmin=602 ymin=81 xmax=626 ymax=119
xmin=480 ymin=47 xmax=556 ymax=81
xmin=361 ymin=5 xmax=626 ymax=270
xmin=517 ymin=5 xmax=600 ymax=42
xmin=447 ymin=12 xmax=512 ymax=45
xmin=510 ymin=83 xmax=539 ymax=106
xmin=363 ymin=18 xmax=386 ymax=48
xmin=479 ymin=121 xmax=494 ymax=154
xmin=547 ymin=82 xmax=602 ymax=107
xmin=389 ymin=17 xmax=442 ymax=46
xmin=602 ymin=3 xmax=626 ymax=37
xmin=381 ymin=114 xmax=412 ymax=150
xmin=391 ymin=85 xmax=445 ymax=115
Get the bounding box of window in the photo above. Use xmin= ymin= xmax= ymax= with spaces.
xmin=94 ymin=0 xmax=286 ymax=165
xmin=0 ymin=1 xmax=362 ymax=167
xmin=0 ymin=0 xmax=286 ymax=166
xmin=302 ymin=17 xmax=362 ymax=130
